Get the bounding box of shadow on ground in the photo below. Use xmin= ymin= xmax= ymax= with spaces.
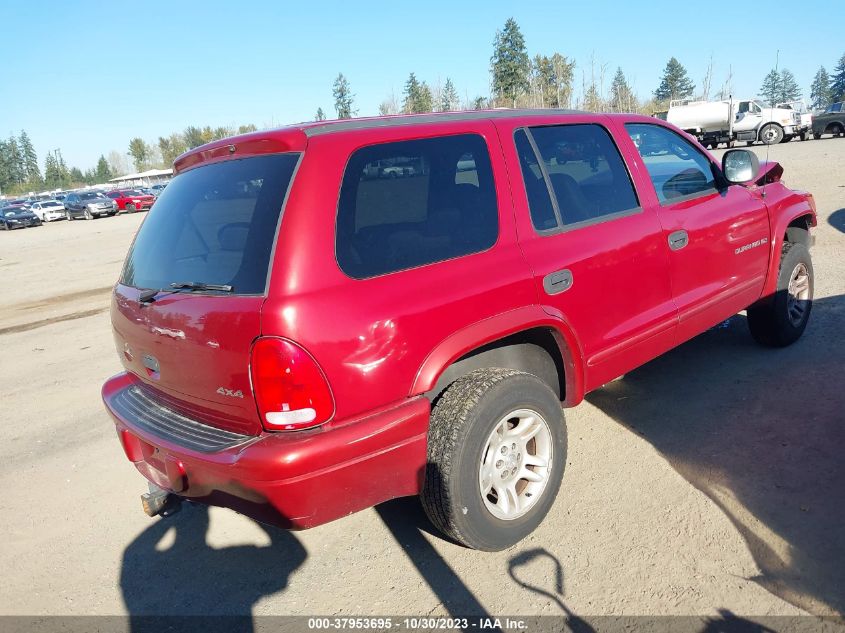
xmin=587 ymin=295 xmax=845 ymax=616
xmin=121 ymin=502 xmax=306 ymax=630
xmin=828 ymin=208 xmax=845 ymax=233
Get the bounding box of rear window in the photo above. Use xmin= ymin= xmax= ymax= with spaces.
xmin=120 ymin=154 xmax=299 ymax=295
xmin=336 ymin=134 xmax=498 ymax=279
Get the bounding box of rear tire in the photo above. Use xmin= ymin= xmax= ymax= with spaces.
xmin=747 ymin=242 xmax=813 ymax=347
xmin=813 ymin=132 xmax=822 ymax=140
xmin=421 ymin=368 xmax=566 ymax=551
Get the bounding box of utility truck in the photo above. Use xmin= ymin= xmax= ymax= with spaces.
xmin=660 ymin=98 xmax=804 ymax=148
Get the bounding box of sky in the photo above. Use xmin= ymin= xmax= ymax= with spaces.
xmin=1 ymin=0 xmax=842 ymax=171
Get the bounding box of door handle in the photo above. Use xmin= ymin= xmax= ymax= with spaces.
xmin=668 ymin=230 xmax=689 ymax=251
xmin=543 ymin=269 xmax=573 ymax=295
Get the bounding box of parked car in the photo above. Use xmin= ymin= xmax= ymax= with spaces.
xmin=1 ymin=205 xmax=42 ymax=229
xmin=150 ymin=182 xmax=168 ymax=195
xmin=812 ymin=102 xmax=845 ymax=139
xmin=102 ymin=110 xmax=817 ymax=551
xmin=106 ymin=189 xmax=156 ymax=213
xmin=64 ymin=191 xmax=118 ymax=219
xmin=30 ymin=199 xmax=66 ymax=222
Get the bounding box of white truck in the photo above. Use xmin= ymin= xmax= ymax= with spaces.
xmin=660 ymin=98 xmax=805 ymax=148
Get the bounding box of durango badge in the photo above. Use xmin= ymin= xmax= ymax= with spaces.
xmin=735 ymin=237 xmax=769 ymax=255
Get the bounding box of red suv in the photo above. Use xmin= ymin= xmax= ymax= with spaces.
xmin=106 ymin=189 xmax=156 ymax=213
xmin=103 ymin=110 xmax=816 ymax=550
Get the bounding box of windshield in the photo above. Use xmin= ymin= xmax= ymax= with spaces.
xmin=123 ymin=190 xmax=143 ymax=196
xmin=120 ymin=153 xmax=299 ymax=295
xmin=44 ymin=201 xmax=62 ymax=208
xmin=80 ymin=192 xmax=104 ymax=200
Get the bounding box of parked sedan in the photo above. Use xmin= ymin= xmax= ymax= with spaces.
xmin=1 ymin=205 xmax=42 ymax=230
xmin=30 ymin=200 xmax=66 ymax=222
xmin=106 ymin=189 xmax=155 ymax=213
xmin=63 ymin=191 xmax=118 ymax=220
xmin=812 ymin=102 xmax=845 ymax=139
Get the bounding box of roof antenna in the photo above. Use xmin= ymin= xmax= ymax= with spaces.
xmin=762 ymin=49 xmax=779 ymax=199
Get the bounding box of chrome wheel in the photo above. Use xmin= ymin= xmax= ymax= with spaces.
xmin=787 ymin=262 xmax=811 ymax=326
xmin=479 ymin=408 xmax=553 ymax=521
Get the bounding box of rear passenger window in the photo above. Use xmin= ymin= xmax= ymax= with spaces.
xmin=336 ymin=134 xmax=498 ymax=279
xmin=515 ymin=124 xmax=639 ymax=231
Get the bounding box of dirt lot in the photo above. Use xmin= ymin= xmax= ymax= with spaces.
xmin=0 ymin=138 xmax=843 ymax=622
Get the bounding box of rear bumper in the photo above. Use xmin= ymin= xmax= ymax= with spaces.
xmin=102 ymin=372 xmax=429 ymax=529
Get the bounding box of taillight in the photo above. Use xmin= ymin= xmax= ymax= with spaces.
xmin=250 ymin=337 xmax=334 ymax=431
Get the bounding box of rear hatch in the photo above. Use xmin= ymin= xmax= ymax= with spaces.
xmin=111 ymin=153 xmax=300 ymax=435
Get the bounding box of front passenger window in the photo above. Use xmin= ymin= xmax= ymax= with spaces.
xmin=625 ymin=124 xmax=717 ymax=204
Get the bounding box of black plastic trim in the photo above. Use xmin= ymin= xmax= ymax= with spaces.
xmin=110 ymin=385 xmax=253 ymax=453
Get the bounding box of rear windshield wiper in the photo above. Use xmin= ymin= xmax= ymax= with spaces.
xmin=137 ymin=282 xmax=233 ymax=305
xmin=169 ymin=281 xmax=234 ymax=292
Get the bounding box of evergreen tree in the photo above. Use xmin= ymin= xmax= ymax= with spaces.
xmin=490 ymin=18 xmax=530 ymax=107
xmin=810 ymin=66 xmax=832 ymax=109
xmin=44 ymin=152 xmax=60 ymax=188
xmin=417 ymin=81 xmax=433 ymax=113
xmin=69 ymin=167 xmax=85 ymax=184
xmin=471 ymin=96 xmax=489 ymax=110
xmin=776 ymin=68 xmax=801 ymax=103
xmin=333 ymin=73 xmax=355 ymax=119
xmin=315 ymin=107 xmax=326 ymax=121
xmin=128 ymin=138 xmax=148 ymax=171
xmin=609 ymin=67 xmax=637 ymax=112
xmin=95 ymin=155 xmax=112 ymax=182
xmin=54 ymin=149 xmax=69 ymax=187
xmin=18 ymin=130 xmax=41 ymax=185
xmin=402 ymin=73 xmax=434 ymax=113
xmin=0 ymin=139 xmax=12 ymax=192
xmin=654 ymin=57 xmax=695 ymax=102
xmin=441 ymin=78 xmax=460 ymax=111
xmin=831 ymin=53 xmax=845 ymax=102
xmin=758 ymin=69 xmax=781 ymax=106
xmin=5 ymin=136 xmax=24 ymax=186
xmin=582 ymin=84 xmax=604 ymax=113
xmin=403 ymin=72 xmax=422 ymax=113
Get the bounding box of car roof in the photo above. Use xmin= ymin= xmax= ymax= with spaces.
xmin=173 ymin=109 xmax=660 ymax=174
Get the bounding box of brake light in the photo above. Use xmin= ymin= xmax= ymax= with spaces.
xmin=250 ymin=338 xmax=334 ymax=431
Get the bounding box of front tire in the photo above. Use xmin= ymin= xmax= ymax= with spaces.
xmin=747 ymin=242 xmax=813 ymax=347
xmin=126 ymin=203 xmax=136 ymax=213
xmin=759 ymin=123 xmax=784 ymax=145
xmin=421 ymin=368 xmax=566 ymax=551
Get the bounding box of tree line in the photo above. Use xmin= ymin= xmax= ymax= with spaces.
xmin=4 ymin=17 xmax=844 ymax=196
xmin=323 ymin=19 xmax=845 ymax=119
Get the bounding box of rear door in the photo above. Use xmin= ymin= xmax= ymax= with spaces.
xmin=620 ymin=122 xmax=770 ymax=343
xmin=112 ymin=153 xmax=300 ymax=435
xmin=497 ymin=116 xmax=678 ymax=392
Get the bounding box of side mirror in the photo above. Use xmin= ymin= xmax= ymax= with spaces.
xmin=722 ymin=149 xmax=760 ymax=184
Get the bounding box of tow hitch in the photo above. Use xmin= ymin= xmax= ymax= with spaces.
xmin=141 ymin=483 xmax=182 ymax=517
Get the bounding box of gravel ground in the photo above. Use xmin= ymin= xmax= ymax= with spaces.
xmin=0 ymin=137 xmax=842 ymax=621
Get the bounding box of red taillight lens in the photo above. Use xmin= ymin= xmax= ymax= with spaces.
xmin=250 ymin=338 xmax=334 ymax=431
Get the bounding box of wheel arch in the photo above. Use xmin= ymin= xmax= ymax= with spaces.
xmin=411 ymin=305 xmax=585 ymax=408
xmin=762 ymin=204 xmax=817 ymax=299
